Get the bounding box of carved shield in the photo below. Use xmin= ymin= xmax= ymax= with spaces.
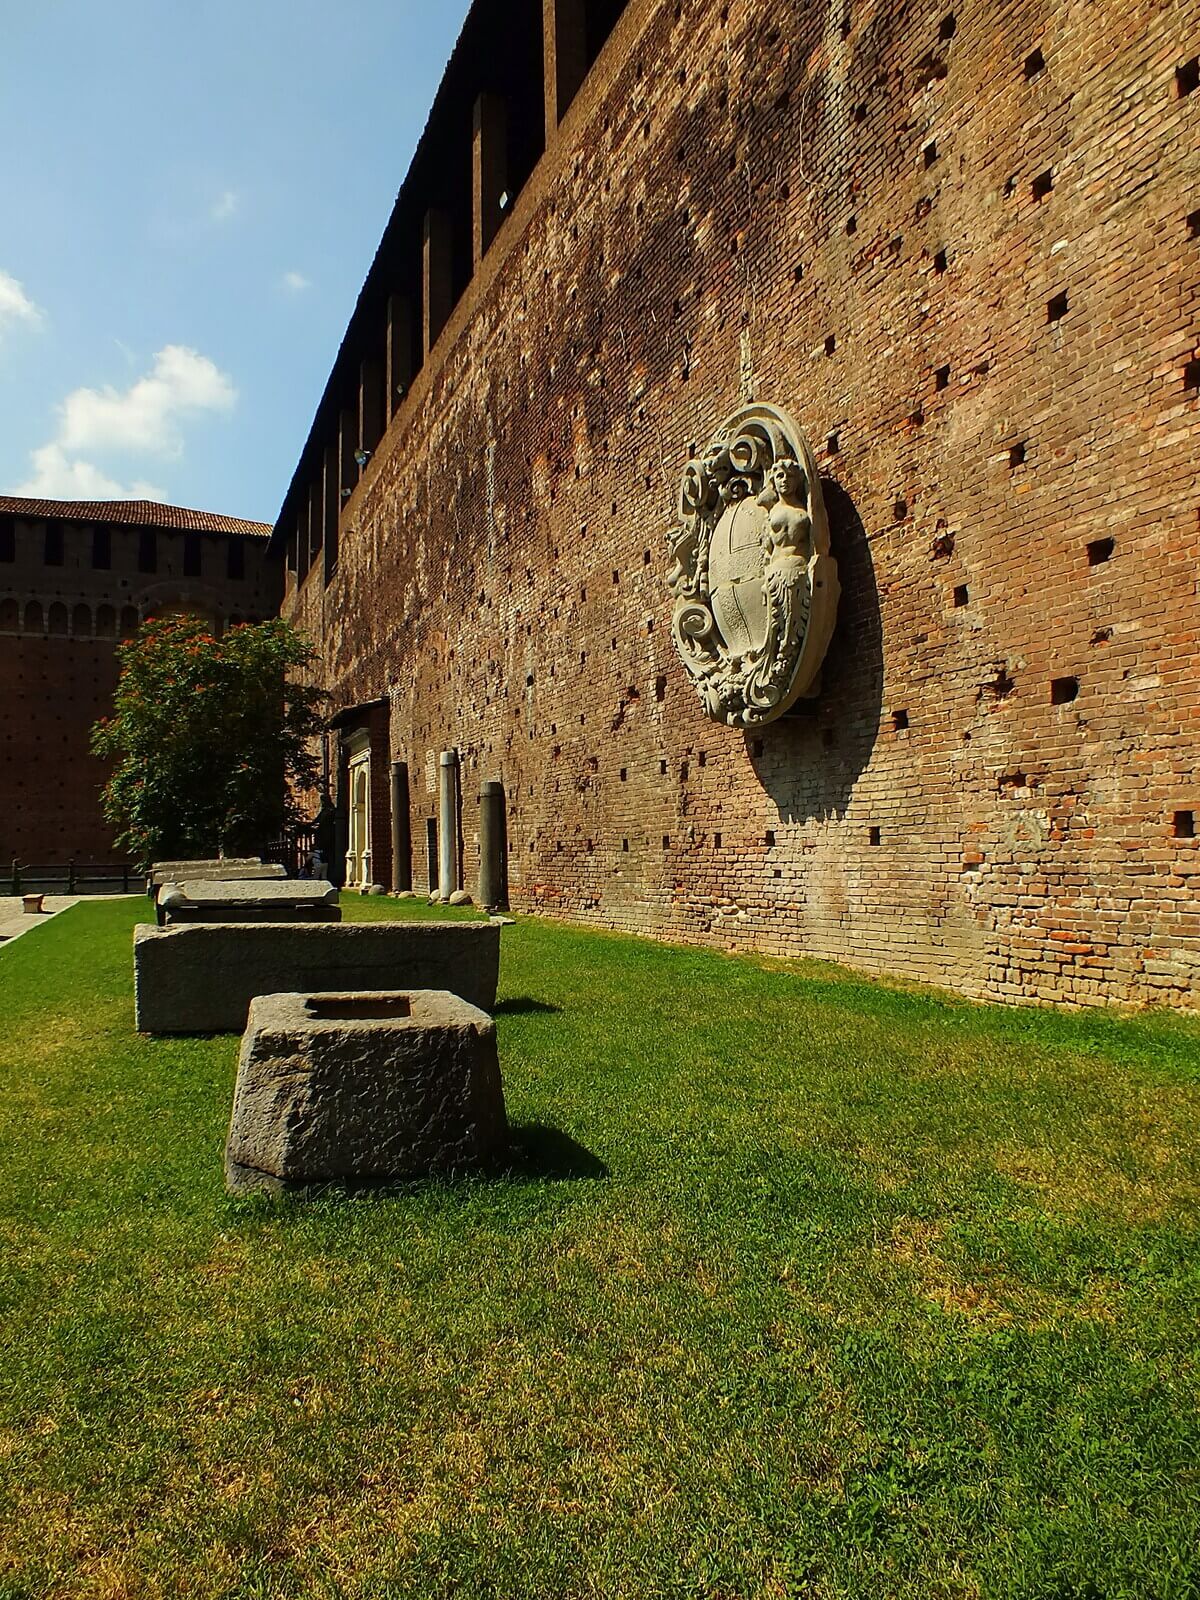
xmin=664 ymin=402 xmax=839 ymax=728
xmin=708 ymin=495 xmax=771 ymax=659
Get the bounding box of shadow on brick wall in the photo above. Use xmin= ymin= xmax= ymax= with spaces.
xmin=745 ymin=478 xmax=883 ymax=823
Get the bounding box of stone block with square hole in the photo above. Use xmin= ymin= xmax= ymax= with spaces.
xmin=224 ymin=990 xmax=507 ymax=1192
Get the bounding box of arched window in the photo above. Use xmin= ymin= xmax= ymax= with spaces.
xmin=120 ymin=605 xmax=140 ymax=638
xmin=24 ymin=600 xmax=43 ymax=632
xmin=0 ymin=598 xmax=18 ymax=631
xmin=48 ymin=602 xmax=69 ymax=636
xmin=72 ymin=603 xmax=92 ymax=637
xmin=95 ymin=604 xmax=117 ymax=638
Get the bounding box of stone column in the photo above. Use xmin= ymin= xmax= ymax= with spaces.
xmin=478 ymin=781 xmax=507 ymax=910
xmin=390 ymin=761 xmax=412 ymax=894
xmin=438 ymin=750 xmax=460 ymax=902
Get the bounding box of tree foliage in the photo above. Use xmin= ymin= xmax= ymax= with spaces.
xmin=91 ymin=615 xmax=324 ymax=866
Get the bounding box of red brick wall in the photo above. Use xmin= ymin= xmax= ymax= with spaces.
xmin=286 ymin=0 xmax=1200 ymax=1007
xmin=0 ymin=636 xmax=120 ymax=867
xmin=0 ymin=518 xmax=281 ymax=867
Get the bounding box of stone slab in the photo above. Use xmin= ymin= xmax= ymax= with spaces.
xmin=133 ymin=919 xmax=501 ymax=1033
xmin=224 ymin=988 xmax=507 ymax=1190
xmin=151 ymin=857 xmax=261 ymax=877
xmin=148 ymin=861 xmax=284 ymax=895
xmin=158 ymin=878 xmax=340 ymax=924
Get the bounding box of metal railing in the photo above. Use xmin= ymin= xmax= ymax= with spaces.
xmin=5 ymin=860 xmax=138 ymax=896
xmin=262 ymin=826 xmax=317 ymax=879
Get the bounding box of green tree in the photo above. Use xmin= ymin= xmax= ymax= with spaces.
xmin=91 ymin=615 xmax=325 ymax=866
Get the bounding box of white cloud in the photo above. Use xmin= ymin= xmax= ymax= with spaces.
xmin=16 ymin=445 xmax=166 ymax=502
xmin=57 ymin=345 xmax=235 ymax=459
xmin=13 ymin=344 xmax=235 ymax=502
xmin=0 ymin=270 xmax=42 ymax=341
xmin=210 ymin=188 xmax=239 ymax=223
xmin=281 ymin=270 xmax=311 ymax=293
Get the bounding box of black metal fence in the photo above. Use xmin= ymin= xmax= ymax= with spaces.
xmin=5 ymin=860 xmax=139 ymax=896
xmin=261 ymin=826 xmax=317 ymax=879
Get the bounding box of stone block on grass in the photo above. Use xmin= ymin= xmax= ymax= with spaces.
xmin=158 ymin=878 xmax=340 ymax=924
xmin=224 ymin=989 xmax=507 ymax=1192
xmin=133 ymin=919 xmax=501 ymax=1033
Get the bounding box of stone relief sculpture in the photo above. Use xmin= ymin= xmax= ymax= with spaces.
xmin=666 ymin=402 xmax=839 ymax=728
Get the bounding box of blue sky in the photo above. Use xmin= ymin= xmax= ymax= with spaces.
xmin=0 ymin=0 xmax=470 ymax=524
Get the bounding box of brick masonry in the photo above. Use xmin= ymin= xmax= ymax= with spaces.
xmin=283 ymin=0 xmax=1200 ymax=1008
xmin=0 ymin=510 xmax=279 ymax=866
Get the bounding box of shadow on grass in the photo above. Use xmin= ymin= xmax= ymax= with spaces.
xmin=502 ymin=1122 xmax=607 ymax=1180
xmin=225 ymin=1124 xmax=608 ymax=1205
xmin=494 ymin=996 xmax=561 ymax=1016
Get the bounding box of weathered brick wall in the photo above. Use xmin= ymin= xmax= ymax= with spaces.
xmin=0 ymin=517 xmax=280 ymax=866
xmin=287 ymin=0 xmax=1200 ymax=1007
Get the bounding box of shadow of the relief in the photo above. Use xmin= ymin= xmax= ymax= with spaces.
xmin=493 ymin=996 xmax=561 ymax=1015
xmin=746 ymin=478 xmax=884 ymax=823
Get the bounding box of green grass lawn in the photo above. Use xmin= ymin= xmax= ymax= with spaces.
xmin=1 ymin=898 xmax=1199 ymax=1599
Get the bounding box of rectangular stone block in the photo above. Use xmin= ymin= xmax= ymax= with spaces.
xmin=158 ymin=878 xmax=341 ymax=924
xmin=151 ymin=857 xmax=262 ymax=877
xmin=133 ymin=919 xmax=501 ymax=1033
xmin=148 ymin=861 xmax=284 ymax=897
xmin=225 ymin=989 xmax=507 ymax=1191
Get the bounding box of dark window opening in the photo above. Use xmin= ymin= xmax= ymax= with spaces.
xmin=184 ymin=534 xmax=202 ymax=578
xmin=585 ymin=0 xmax=628 ymax=73
xmin=1087 ymin=537 xmax=1114 ymax=566
xmin=138 ymin=529 xmax=157 ymax=574
xmin=1047 ymin=290 xmax=1068 ymax=322
xmin=1176 ymin=58 xmax=1199 ymax=97
xmin=92 ymin=526 xmax=111 ymax=569
xmin=1024 ymin=46 xmax=1045 ymax=78
xmin=227 ymin=539 xmax=245 ymax=580
xmin=45 ymin=521 xmax=64 ymax=566
xmin=1032 ymin=169 xmax=1053 ymax=201
xmin=1174 ymin=809 xmax=1195 ymax=839
xmin=892 ymin=709 xmax=910 ymax=730
xmin=953 ymin=584 xmax=969 ymax=607
xmin=1009 ymin=440 xmax=1027 ymax=468
xmin=0 ymin=517 xmax=13 ymax=562
xmin=869 ymin=826 xmax=881 ymax=846
xmin=426 ymin=818 xmax=438 ymax=888
xmin=1050 ymin=675 xmax=1079 ymax=705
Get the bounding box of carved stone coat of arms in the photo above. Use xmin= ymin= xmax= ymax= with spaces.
xmin=665 ymin=402 xmax=839 ymax=728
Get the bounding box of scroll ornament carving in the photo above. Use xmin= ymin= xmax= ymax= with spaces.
xmin=665 ymin=402 xmax=839 ymax=728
